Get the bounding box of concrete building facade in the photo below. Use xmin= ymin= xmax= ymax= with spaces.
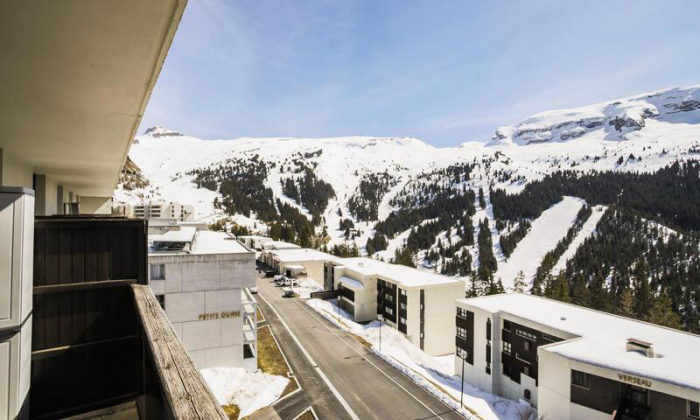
xmin=455 ymin=293 xmax=700 ymax=420
xmin=331 ymin=258 xmax=464 ymax=356
xmin=149 ymin=231 xmax=258 ymax=371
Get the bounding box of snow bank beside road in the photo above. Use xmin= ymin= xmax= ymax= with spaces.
xmin=306 ymin=298 xmax=530 ymax=420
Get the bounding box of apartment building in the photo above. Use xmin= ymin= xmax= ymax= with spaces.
xmin=149 ymin=229 xmax=258 ymax=371
xmin=132 ymin=200 xmax=195 ymax=222
xmin=237 ymin=235 xmax=272 ymax=250
xmin=455 ymin=293 xmax=700 ymax=420
xmin=265 ymin=248 xmax=341 ymax=282
xmin=259 ymin=241 xmax=301 ymax=265
xmin=332 ymin=258 xmax=464 ymax=356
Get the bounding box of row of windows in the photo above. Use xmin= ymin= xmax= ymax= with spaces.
xmin=542 ymin=332 xmax=561 ymax=342
xmin=516 ymin=328 xmax=537 ymax=341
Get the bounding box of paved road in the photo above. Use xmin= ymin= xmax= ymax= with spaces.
xmin=257 ymin=272 xmax=464 ymax=420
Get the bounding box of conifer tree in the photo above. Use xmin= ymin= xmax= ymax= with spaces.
xmin=649 ymin=292 xmax=681 ymax=329
xmin=618 ymin=288 xmax=635 ymax=319
xmin=633 ymin=261 xmax=653 ymax=320
xmin=513 ymin=270 xmax=527 ymax=293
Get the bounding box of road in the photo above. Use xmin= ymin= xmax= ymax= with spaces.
xmin=257 ymin=271 xmax=464 ymax=420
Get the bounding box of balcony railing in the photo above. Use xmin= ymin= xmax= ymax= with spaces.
xmin=30 ymin=216 xmax=226 ymax=419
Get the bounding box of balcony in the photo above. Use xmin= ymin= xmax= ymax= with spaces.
xmin=30 ymin=216 xmax=227 ymax=419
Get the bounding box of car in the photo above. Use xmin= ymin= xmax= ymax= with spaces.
xmin=273 ymin=274 xmax=286 ymax=281
xmin=282 ymin=289 xmax=295 ymax=298
xmin=249 ymin=286 xmax=258 ymax=294
xmin=265 ymin=270 xmax=276 ymax=278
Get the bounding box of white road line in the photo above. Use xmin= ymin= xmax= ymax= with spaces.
xmin=257 ymin=291 xmax=361 ymax=420
xmin=293 ymin=299 xmax=454 ymax=420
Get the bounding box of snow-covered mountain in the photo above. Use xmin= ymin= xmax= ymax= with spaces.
xmin=489 ymin=85 xmax=700 ymax=146
xmin=116 ymin=85 xmax=700 ymax=295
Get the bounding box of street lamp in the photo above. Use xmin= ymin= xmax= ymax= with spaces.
xmin=458 ymin=350 xmax=468 ymax=409
xmin=377 ymin=314 xmax=384 ymax=352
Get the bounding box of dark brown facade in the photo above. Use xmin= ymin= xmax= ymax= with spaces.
xmin=500 ymin=319 xmax=562 ymax=386
xmin=571 ymin=370 xmax=691 ymax=420
xmin=455 ymin=309 xmax=474 ymax=365
xmin=398 ymin=288 xmax=407 ymax=334
xmin=377 ymin=279 xmax=397 ymax=323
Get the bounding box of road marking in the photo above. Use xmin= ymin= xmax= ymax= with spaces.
xmin=257 ymin=291 xmax=361 ymax=420
xmin=293 ymin=299 xmax=457 ymax=420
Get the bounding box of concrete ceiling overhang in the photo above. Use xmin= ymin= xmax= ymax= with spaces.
xmin=0 ymin=0 xmax=187 ymax=197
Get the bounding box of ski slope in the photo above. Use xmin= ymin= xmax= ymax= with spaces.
xmin=552 ymin=205 xmax=607 ymax=273
xmin=495 ymin=196 xmax=585 ymax=290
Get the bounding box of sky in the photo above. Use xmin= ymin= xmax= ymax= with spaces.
xmin=141 ymin=0 xmax=700 ymax=147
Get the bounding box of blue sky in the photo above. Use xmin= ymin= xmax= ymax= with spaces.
xmin=141 ymin=0 xmax=700 ymax=147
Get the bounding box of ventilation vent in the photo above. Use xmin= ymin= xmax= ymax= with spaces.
xmin=626 ymin=338 xmax=654 ymax=358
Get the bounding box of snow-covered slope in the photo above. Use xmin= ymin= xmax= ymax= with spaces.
xmin=488 ymin=85 xmax=700 ymax=146
xmin=117 ymin=85 xmax=700 ymax=285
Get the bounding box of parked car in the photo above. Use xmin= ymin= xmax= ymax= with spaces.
xmin=282 ymin=288 xmax=295 ymax=298
xmin=250 ymin=286 xmax=258 ymax=294
xmin=273 ymin=274 xmax=286 ymax=281
xmin=274 ymin=276 xmax=287 ymax=287
xmin=281 ymin=278 xmax=298 ymax=287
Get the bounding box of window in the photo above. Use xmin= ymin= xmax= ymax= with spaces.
xmin=503 ymin=320 xmax=511 ymax=331
xmin=516 ymin=352 xmax=530 ymax=364
xmin=400 ymin=303 xmax=407 ymax=310
xmin=689 ymin=401 xmax=700 ymax=419
xmin=385 ymin=293 xmax=393 ymax=302
xmin=503 ymin=342 xmax=511 ymax=354
xmin=457 ymin=347 xmax=468 ymax=358
xmin=150 ymin=264 xmax=165 ymax=280
xmin=524 ymin=389 xmax=531 ymax=400
xmin=486 ymin=364 xmax=491 ymax=375
xmin=542 ymin=332 xmax=560 ymax=342
xmin=503 ymin=362 xmax=511 ymax=376
xmin=516 ymin=328 xmax=536 ymax=341
xmin=457 ymin=307 xmax=468 ymax=318
xmin=523 ymin=365 xmax=531 ymax=377
xmin=386 ymin=307 xmax=394 ymax=316
xmin=400 ymin=289 xmax=407 ymax=296
xmin=457 ymin=327 xmax=468 ymax=339
xmin=572 ymin=370 xmax=590 ymax=389
xmin=400 ymin=317 xmax=407 ymax=324
xmin=156 ymin=294 xmax=165 ymax=310
xmin=524 ymin=341 xmax=531 ymax=351
xmin=486 ymin=319 xmax=492 ymax=340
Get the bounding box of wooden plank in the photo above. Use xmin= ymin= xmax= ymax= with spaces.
xmin=72 ymin=229 xmax=86 ymax=284
xmin=131 ymin=285 xmax=228 ymax=420
xmin=85 ymin=229 xmax=98 ymax=283
xmin=34 ymin=227 xmax=45 ymax=287
xmin=33 ymin=279 xmax=138 ymax=294
xmin=45 ymin=228 xmax=59 ymax=286
xmin=97 ymin=229 xmax=110 ymax=281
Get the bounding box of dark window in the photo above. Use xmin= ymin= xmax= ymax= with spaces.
xmin=503 ymin=342 xmax=511 ymax=354
xmin=503 ymin=319 xmax=511 ymax=331
xmin=689 ymin=401 xmax=699 ymax=419
xmin=572 ymin=370 xmax=590 ymax=388
xmin=516 ymin=328 xmax=536 ymax=341
xmin=503 ymin=362 xmax=511 ymax=376
xmin=486 ymin=364 xmax=491 ymax=375
xmin=150 ymin=264 xmax=165 ymax=280
xmin=524 ymin=389 xmax=531 ymax=400
xmin=524 ymin=341 xmax=531 ymax=351
xmin=156 ymin=294 xmax=165 ymax=309
xmin=542 ymin=332 xmax=561 ymax=342
xmin=486 ymin=319 xmax=491 ymax=340
xmin=523 ymin=365 xmax=531 ymax=377
xmin=400 ymin=289 xmax=407 ymax=296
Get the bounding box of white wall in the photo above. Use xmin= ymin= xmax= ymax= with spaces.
xmin=422 ymin=283 xmax=463 ymax=356
xmin=149 ymin=252 xmax=255 ymax=370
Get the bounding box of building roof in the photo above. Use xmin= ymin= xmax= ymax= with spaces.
xmin=262 ymin=241 xmax=301 ymax=250
xmin=340 ymin=258 xmax=463 ymax=289
xmin=238 ymin=235 xmax=272 ymax=240
xmin=458 ymin=293 xmax=700 ymax=391
xmin=338 ymin=276 xmax=364 ymax=290
xmin=269 ymin=248 xmax=340 ymax=263
xmin=149 ymin=230 xmax=250 ymax=255
xmin=154 ymin=227 xmax=197 ymax=243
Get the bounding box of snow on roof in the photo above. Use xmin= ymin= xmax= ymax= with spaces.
xmin=270 ymin=248 xmax=340 ymax=263
xmin=284 ymin=265 xmax=305 ymax=270
xmin=338 ymin=276 xmax=364 ymax=290
xmin=340 ymin=258 xmax=462 ymax=289
xmin=191 ymin=231 xmax=251 ymax=255
xmin=238 ymin=235 xmax=271 ymax=240
xmin=153 ymin=227 xmax=197 ymax=243
xmin=459 ymin=293 xmax=700 ymax=391
xmin=262 ymin=241 xmax=301 ymax=250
